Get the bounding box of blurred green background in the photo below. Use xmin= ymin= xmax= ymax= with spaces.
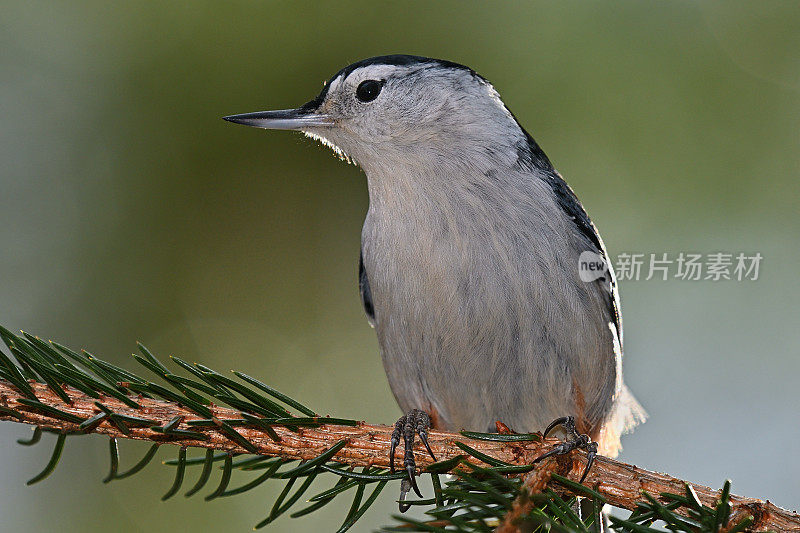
xmin=1 ymin=1 xmax=799 ymax=531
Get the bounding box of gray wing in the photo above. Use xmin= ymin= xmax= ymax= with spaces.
xmin=541 ymin=168 xmax=622 ymax=345
xmin=359 ymin=250 xmax=376 ymax=327
xmin=542 ymin=168 xmax=646 ymax=450
xmin=515 ymin=124 xmax=622 ymax=344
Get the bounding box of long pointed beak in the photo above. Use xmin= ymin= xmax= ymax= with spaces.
xmin=223 ymin=108 xmax=333 ymax=130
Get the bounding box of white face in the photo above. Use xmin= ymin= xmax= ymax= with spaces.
xmin=300 ymin=62 xmax=516 ymax=169
xmin=224 ymin=58 xmax=522 ymax=172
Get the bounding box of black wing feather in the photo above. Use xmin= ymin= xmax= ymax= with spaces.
xmin=359 ymin=250 xmax=376 ymax=327
xmin=514 ymin=124 xmax=623 ymax=344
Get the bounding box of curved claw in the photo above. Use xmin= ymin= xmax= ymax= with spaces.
xmin=390 ymin=409 xmax=433 ymax=510
xmin=406 ymin=464 xmax=422 ymax=497
xmin=532 ymin=447 xmax=561 ymax=464
xmin=542 ymin=416 xmax=572 ymax=439
xmin=533 ymin=438 xmax=576 ymax=463
xmin=579 ymin=442 xmax=598 ymax=484
xmin=418 ymin=429 xmax=437 ymax=461
xmin=389 ymin=432 xmax=400 ymax=473
xmin=535 ymin=416 xmax=599 ymax=485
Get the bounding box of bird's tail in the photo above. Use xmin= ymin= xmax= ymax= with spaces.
xmin=596 ymin=385 xmax=647 ymax=458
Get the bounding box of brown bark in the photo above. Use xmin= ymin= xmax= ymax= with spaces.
xmin=0 ymin=380 xmax=797 ymax=531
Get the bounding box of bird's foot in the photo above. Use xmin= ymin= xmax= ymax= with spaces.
xmin=390 ymin=408 xmax=436 ymax=512
xmin=533 ymin=416 xmax=598 ymax=484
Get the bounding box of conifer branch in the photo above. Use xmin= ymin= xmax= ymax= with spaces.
xmin=1 ymin=379 xmax=798 ymax=531
xmin=0 ymin=327 xmax=798 ymax=531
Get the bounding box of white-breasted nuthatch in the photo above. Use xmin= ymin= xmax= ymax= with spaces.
xmin=224 ymin=55 xmax=645 ymax=505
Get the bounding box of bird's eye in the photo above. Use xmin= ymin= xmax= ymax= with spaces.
xmin=356 ymin=79 xmax=383 ymax=102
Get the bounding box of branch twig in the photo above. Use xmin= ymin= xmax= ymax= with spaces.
xmin=495 ymin=456 xmax=559 ymax=533
xmin=1 ymin=380 xmax=798 ymax=531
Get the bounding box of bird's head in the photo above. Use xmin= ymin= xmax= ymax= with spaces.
xmin=225 ymin=55 xmax=536 ymax=174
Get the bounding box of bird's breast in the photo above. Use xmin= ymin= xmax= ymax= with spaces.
xmin=360 ymin=175 xmax=617 ymax=432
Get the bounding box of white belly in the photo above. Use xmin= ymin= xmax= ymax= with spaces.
xmin=362 ymin=207 xmax=618 ymax=434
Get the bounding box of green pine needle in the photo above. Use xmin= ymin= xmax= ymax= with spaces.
xmin=0 ymin=327 xmax=779 ymax=532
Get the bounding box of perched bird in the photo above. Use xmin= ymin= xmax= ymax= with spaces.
xmin=224 ymin=55 xmax=645 ymax=505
